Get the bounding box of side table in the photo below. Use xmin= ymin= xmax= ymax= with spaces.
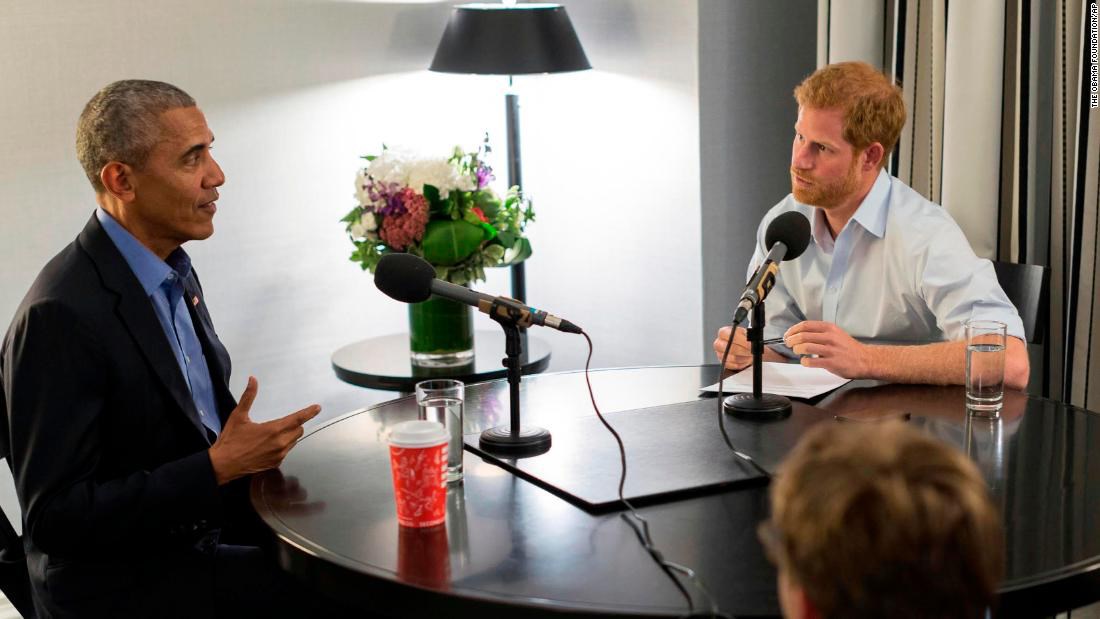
xmin=332 ymin=330 xmax=552 ymax=391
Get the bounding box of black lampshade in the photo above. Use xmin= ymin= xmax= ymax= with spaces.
xmin=429 ymin=3 xmax=591 ymax=75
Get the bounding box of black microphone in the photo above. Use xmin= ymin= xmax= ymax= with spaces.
xmin=374 ymin=253 xmax=583 ymax=334
xmin=733 ymin=211 xmax=811 ymax=325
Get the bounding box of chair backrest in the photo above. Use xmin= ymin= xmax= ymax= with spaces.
xmin=0 ymin=464 xmax=35 ymax=619
xmin=0 ymin=382 xmax=36 ymax=617
xmin=991 ymin=260 xmax=1049 ymax=344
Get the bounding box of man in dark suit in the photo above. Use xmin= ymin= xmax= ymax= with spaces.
xmin=0 ymin=80 xmax=321 ymax=617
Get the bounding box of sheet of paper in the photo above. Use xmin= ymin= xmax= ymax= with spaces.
xmin=701 ymin=362 xmax=851 ymax=399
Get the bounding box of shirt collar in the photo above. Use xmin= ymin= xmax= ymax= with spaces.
xmin=96 ymin=208 xmax=192 ymax=296
xmin=809 ymin=208 xmax=833 ymax=251
xmin=850 ymin=168 xmax=891 ymax=238
xmin=806 ymin=168 xmax=891 ymax=246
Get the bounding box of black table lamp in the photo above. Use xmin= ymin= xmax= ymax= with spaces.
xmin=429 ymin=1 xmax=591 ymax=304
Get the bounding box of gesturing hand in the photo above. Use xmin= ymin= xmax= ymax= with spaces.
xmin=207 ymin=376 xmax=322 ymax=485
xmin=713 ymin=326 xmax=753 ymax=370
xmin=784 ymin=321 xmax=871 ymax=379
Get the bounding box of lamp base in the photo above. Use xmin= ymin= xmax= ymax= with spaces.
xmin=479 ymin=425 xmax=551 ymax=457
xmin=723 ymin=393 xmax=792 ymax=421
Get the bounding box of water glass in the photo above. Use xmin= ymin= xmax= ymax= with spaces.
xmin=966 ymin=320 xmax=1006 ymax=416
xmin=415 ymin=379 xmax=464 ymax=483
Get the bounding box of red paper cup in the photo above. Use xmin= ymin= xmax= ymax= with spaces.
xmin=388 ymin=420 xmax=448 ymax=528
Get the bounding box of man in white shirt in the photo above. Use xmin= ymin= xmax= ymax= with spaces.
xmin=714 ymin=62 xmax=1029 ymax=389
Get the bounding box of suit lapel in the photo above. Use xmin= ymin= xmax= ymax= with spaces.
xmin=76 ymin=215 xmax=212 ymax=444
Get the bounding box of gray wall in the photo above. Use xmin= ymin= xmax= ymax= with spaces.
xmin=0 ymin=0 xmax=701 ymax=531
xmin=698 ymin=0 xmax=818 ymax=357
xmin=0 ymin=0 xmax=702 ymax=417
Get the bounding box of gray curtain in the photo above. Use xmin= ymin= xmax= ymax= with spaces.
xmin=820 ymin=0 xmax=1099 ymax=406
xmin=1002 ymin=0 xmax=1097 ymax=407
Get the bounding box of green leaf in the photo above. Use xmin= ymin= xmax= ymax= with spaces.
xmin=461 ymin=209 xmax=482 ymax=227
xmin=423 ymin=185 xmax=446 ymax=214
xmin=496 ymin=231 xmax=516 ymax=248
xmin=421 ymin=220 xmax=485 ymax=266
xmin=340 ymin=207 xmax=362 ymax=224
xmin=475 ymin=193 xmax=501 ymax=217
xmin=480 ymin=222 xmax=498 ymax=241
xmin=501 ymin=237 xmax=532 ymax=265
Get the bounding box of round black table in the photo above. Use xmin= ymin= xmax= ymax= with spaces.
xmin=252 ymin=366 xmax=1100 ymax=617
xmin=331 ymin=330 xmax=552 ymax=391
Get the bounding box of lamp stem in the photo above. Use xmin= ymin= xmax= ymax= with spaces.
xmin=505 ymin=89 xmax=526 ymax=303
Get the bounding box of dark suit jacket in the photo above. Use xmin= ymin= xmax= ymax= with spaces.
xmin=0 ymin=214 xmax=257 ymax=617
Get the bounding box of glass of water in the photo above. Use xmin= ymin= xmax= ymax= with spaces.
xmin=415 ymin=379 xmax=464 ymax=483
xmin=965 ymin=320 xmax=1007 ymax=416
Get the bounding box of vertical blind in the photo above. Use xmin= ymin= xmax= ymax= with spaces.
xmin=819 ymin=0 xmax=1098 ymax=407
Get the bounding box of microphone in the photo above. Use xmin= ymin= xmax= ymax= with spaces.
xmin=733 ymin=211 xmax=811 ymax=325
xmin=374 ymin=253 xmax=583 ymax=334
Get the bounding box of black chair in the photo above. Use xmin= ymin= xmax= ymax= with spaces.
xmin=0 ymin=385 xmax=35 ymax=618
xmin=0 ymin=476 xmax=33 ymax=618
xmin=992 ymin=260 xmax=1049 ymax=345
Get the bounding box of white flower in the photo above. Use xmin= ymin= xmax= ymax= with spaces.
xmin=366 ymin=149 xmax=474 ymax=196
xmin=350 ymin=212 xmax=379 ymax=240
xmin=406 ymin=158 xmax=474 ymax=197
xmin=354 ymin=169 xmax=372 ymax=206
xmin=359 ymin=211 xmax=378 ymax=232
xmin=366 ymin=150 xmax=411 ymax=186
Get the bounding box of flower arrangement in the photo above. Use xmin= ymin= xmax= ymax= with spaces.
xmin=343 ymin=139 xmax=534 ymax=286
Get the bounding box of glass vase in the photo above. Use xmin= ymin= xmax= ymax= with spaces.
xmin=408 ymin=294 xmax=475 ymax=367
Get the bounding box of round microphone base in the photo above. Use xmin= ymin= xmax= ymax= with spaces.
xmin=723 ymin=393 xmax=792 ymax=421
xmin=479 ymin=425 xmax=552 ymax=457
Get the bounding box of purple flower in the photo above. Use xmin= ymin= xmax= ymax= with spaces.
xmin=368 ymin=180 xmax=410 ymax=217
xmin=476 ymin=164 xmax=494 ymax=189
xmin=380 ymin=192 xmax=407 ymax=216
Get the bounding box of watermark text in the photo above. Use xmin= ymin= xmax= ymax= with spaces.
xmin=1091 ymin=1 xmax=1098 ymax=108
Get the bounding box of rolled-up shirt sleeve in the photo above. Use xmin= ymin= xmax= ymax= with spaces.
xmin=918 ymin=218 xmax=1026 ymax=342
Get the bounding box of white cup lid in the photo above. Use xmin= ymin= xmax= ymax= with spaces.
xmin=389 ymin=420 xmax=448 ymax=448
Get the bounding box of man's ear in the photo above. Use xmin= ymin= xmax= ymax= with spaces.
xmin=100 ymin=162 xmax=136 ymax=202
xmin=780 ymin=570 xmax=824 ymax=619
xmin=798 ymin=588 xmax=824 ymax=619
xmin=862 ymin=142 xmax=885 ymax=171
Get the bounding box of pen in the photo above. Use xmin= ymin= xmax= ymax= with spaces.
xmin=760 ymin=336 xmax=818 ymax=358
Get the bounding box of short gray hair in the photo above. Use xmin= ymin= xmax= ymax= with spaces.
xmin=76 ymin=80 xmax=196 ymax=192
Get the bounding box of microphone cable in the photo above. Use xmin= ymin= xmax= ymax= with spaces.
xmin=580 ymin=331 xmax=734 ymax=619
xmin=714 ymin=319 xmax=771 ymax=479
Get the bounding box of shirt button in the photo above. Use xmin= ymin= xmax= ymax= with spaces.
xmin=185 ymin=355 xmax=191 ymax=364
xmin=200 ymin=410 xmax=205 ymax=417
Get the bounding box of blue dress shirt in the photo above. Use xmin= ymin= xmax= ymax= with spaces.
xmin=748 ymin=170 xmax=1025 ymax=355
xmin=96 ymin=208 xmax=222 ymax=435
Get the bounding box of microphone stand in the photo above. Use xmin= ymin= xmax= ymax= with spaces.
xmin=723 ymin=300 xmax=793 ymax=419
xmin=478 ymin=299 xmax=552 ymax=456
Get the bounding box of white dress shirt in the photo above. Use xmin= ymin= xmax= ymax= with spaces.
xmin=747 ymin=169 xmax=1025 ymax=352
